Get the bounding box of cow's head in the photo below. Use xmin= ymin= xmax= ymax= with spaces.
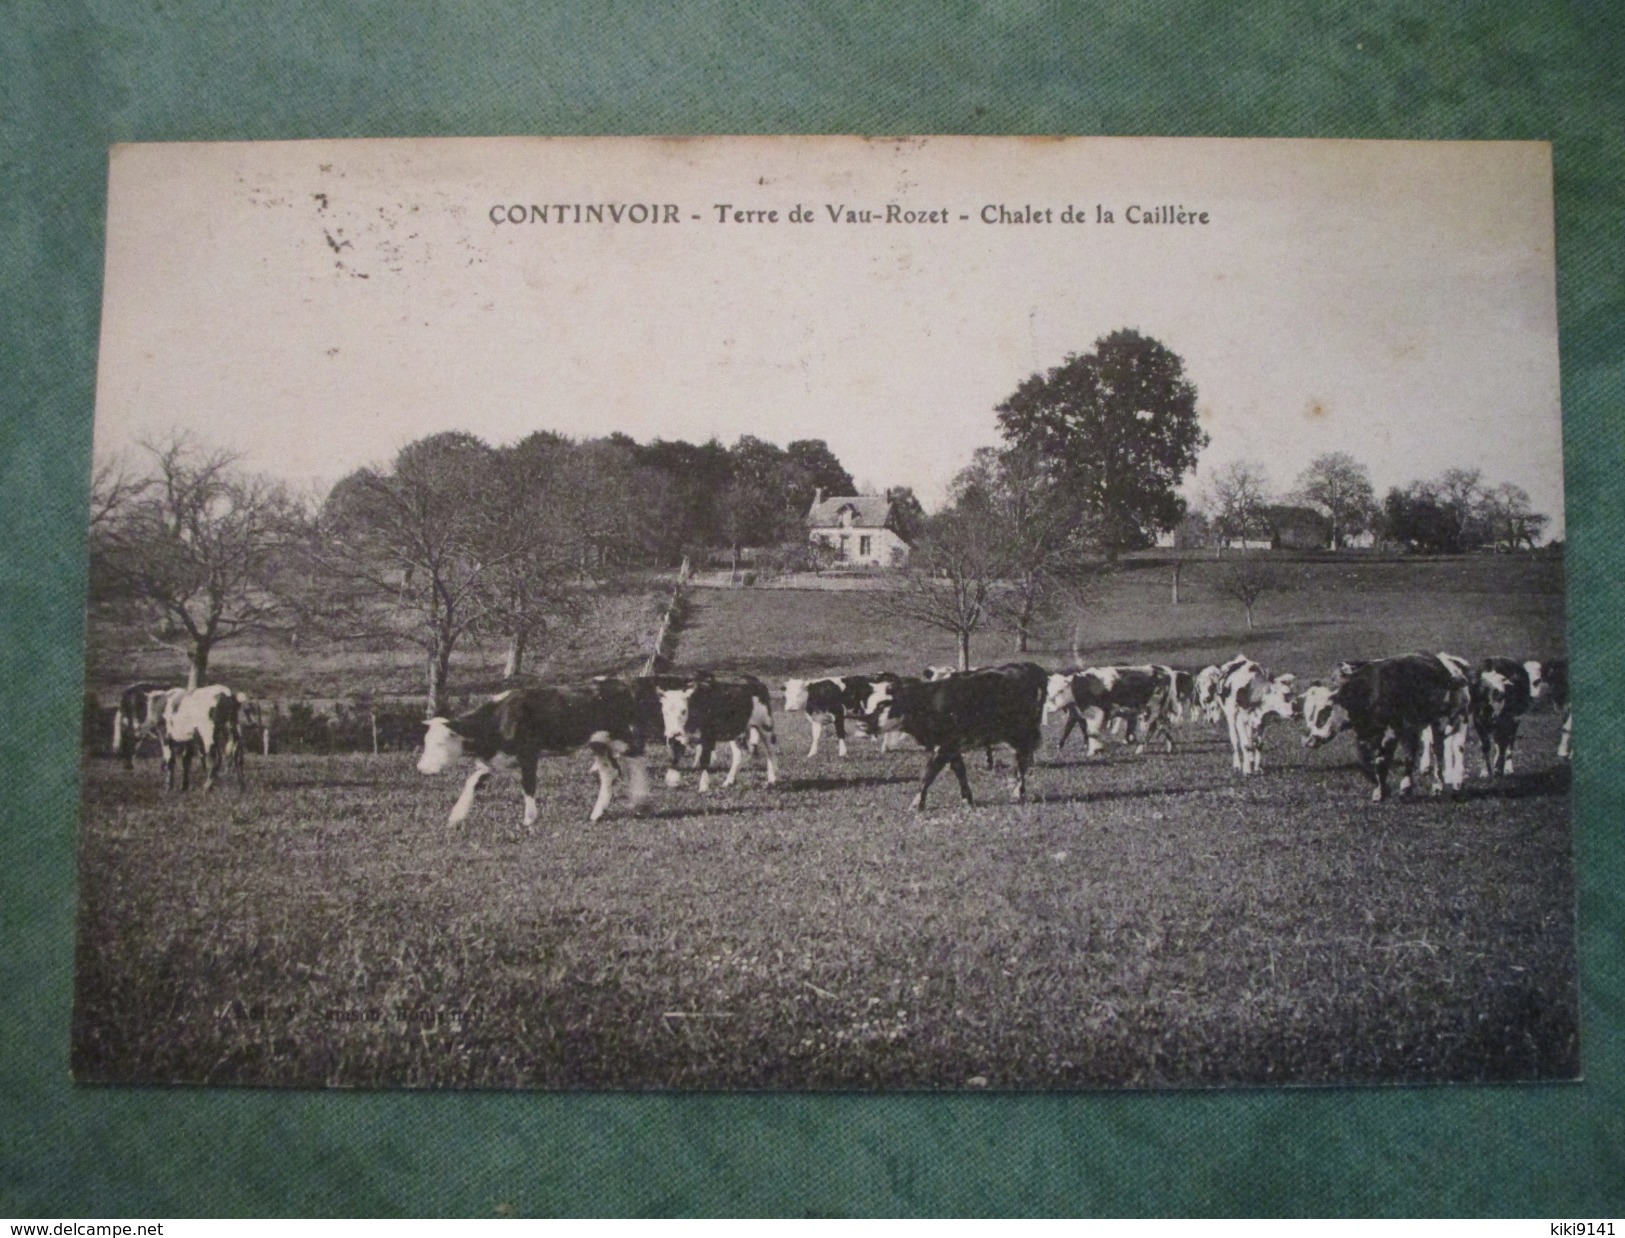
xmin=1479 ymin=669 xmax=1512 ymax=717
xmin=1258 ymin=672 xmax=1298 ymax=721
xmin=922 ymin=665 xmax=957 ymax=681
xmin=417 ymin=717 xmax=464 ymax=774
xmin=782 ymin=679 xmax=809 ymax=712
xmin=1300 ymin=682 xmax=1347 ymax=747
xmin=657 ymin=686 xmax=697 ymax=743
xmin=1524 ymin=660 xmax=1547 ymax=698
xmin=861 ymin=680 xmax=902 ymax=733
xmin=1042 ymin=672 xmax=1075 ymax=722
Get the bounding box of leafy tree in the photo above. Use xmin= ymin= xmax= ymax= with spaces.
xmin=784 ymin=439 xmax=858 ymax=516
xmin=1294 ymin=452 xmax=1377 ymax=550
xmin=1480 ymin=482 xmax=1549 ymax=551
xmin=884 ymin=486 xmax=927 ymax=543
xmin=995 ymin=329 xmax=1208 ymax=559
xmin=1379 ymin=484 xmax=1458 ymax=553
xmin=90 ymin=434 xmax=298 ymax=688
xmin=1434 ymin=467 xmax=1488 ymax=550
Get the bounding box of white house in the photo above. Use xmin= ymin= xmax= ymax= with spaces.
xmin=806 ymin=490 xmax=911 ymax=567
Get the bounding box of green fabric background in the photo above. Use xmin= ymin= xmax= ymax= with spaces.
xmin=3 ymin=1 xmax=1621 ymax=1217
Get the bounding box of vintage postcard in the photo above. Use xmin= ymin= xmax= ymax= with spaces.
xmin=75 ymin=136 xmax=1574 ymax=1090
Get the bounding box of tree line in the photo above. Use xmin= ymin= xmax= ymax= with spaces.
xmin=91 ymin=326 xmax=1554 ymax=703
xmin=90 ymin=429 xmax=876 ymax=712
xmin=1191 ymin=455 xmax=1550 ymax=554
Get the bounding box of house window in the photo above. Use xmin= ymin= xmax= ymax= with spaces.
xmin=859 ymin=535 xmax=872 ymax=557
xmin=838 ymin=534 xmax=850 ymax=558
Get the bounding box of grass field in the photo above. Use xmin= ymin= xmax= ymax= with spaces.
xmin=72 ymin=552 xmax=1577 ymax=1090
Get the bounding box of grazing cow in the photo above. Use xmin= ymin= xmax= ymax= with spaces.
xmin=1217 ymin=658 xmax=1297 ymax=776
xmin=417 ymin=681 xmax=650 ymax=825
xmin=1302 ymin=652 xmax=1472 ymax=792
xmin=160 ymin=685 xmax=244 ymax=791
xmin=1044 ymin=665 xmax=1176 ymax=756
xmin=782 ymin=674 xmax=901 ymax=758
xmin=657 ymin=675 xmax=778 ymax=792
xmin=1472 ymin=657 xmax=1541 ymax=777
xmin=111 ymin=682 xmax=175 ymax=769
xmin=1307 ymin=653 xmax=1470 ymax=800
xmin=862 ymin=661 xmax=1047 ymax=809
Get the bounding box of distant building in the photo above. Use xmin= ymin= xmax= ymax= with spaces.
xmin=1262 ymin=504 xmax=1333 ymax=551
xmin=806 ymin=489 xmax=912 ymax=567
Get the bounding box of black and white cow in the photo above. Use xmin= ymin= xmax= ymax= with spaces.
xmin=1195 ymin=656 xmax=1248 ymax=724
xmin=657 ymin=675 xmax=778 ymax=792
xmin=862 ymin=661 xmax=1047 ymax=809
xmin=1217 ymin=658 xmax=1297 ymax=776
xmin=1472 ymin=656 xmax=1543 ymax=777
xmin=1302 ymin=651 xmax=1472 ymax=792
xmin=1167 ymin=667 xmax=1200 ymax=722
xmin=160 ymin=684 xmax=244 ymax=792
xmin=111 ymin=681 xmax=176 ymax=769
xmin=417 ymin=681 xmax=650 ymax=825
xmin=1043 ymin=665 xmax=1176 ymax=756
xmin=782 ymin=674 xmax=901 ymax=758
xmin=1304 ymin=653 xmax=1471 ymax=801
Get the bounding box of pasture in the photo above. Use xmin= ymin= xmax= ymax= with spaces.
xmin=72 ymin=552 xmax=1577 ymax=1090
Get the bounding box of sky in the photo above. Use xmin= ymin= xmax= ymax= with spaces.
xmin=93 ymin=136 xmax=1566 ymax=536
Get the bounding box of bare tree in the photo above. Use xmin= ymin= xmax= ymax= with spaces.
xmin=1204 ymin=460 xmax=1274 ymax=550
xmin=90 ymin=434 xmax=297 ymax=687
xmin=309 ymin=432 xmax=500 ymax=715
xmin=870 ymin=506 xmax=1004 ymax=671
xmin=952 ymin=445 xmax=1101 ymax=653
xmin=1211 ymin=557 xmax=1295 ymax=631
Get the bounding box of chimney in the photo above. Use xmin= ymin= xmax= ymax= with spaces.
xmin=813 ymin=487 xmax=825 ymax=507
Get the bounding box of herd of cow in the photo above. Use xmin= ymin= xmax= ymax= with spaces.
xmin=108 ymin=647 xmax=1571 ymax=824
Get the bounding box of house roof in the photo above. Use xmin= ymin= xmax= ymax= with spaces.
xmin=806 ymin=494 xmax=893 ymax=529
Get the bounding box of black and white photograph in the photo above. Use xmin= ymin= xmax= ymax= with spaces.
xmin=73 ymin=135 xmax=1575 ymax=1091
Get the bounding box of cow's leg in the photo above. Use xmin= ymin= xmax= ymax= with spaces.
xmin=1446 ymin=724 xmax=1468 ymax=789
xmin=948 ymin=752 xmax=974 ymax=804
xmin=1557 ymin=709 xmax=1572 ymax=760
xmin=623 ymin=752 xmax=651 ymax=810
xmin=587 ymin=750 xmax=617 ymax=821
xmin=1476 ymin=721 xmax=1495 ymax=779
xmin=520 ymin=755 xmax=541 ymax=827
xmin=1226 ymin=713 xmax=1244 ymax=773
xmin=761 ymin=733 xmax=778 ymax=785
xmin=448 ymin=760 xmax=492 ymax=825
xmin=696 ymin=742 xmax=716 ymax=793
xmin=1011 ymin=743 xmax=1033 ymax=801
xmin=180 ymin=743 xmax=195 ymax=792
xmin=1056 ymin=710 xmax=1076 ymax=751
xmin=806 ymin=717 xmax=822 ymax=758
xmin=913 ymin=748 xmax=953 ymax=811
xmin=664 ymin=737 xmax=686 ymax=788
xmin=1395 ymin=729 xmax=1421 ymax=796
xmin=1085 ymin=708 xmax=1107 ymax=757
xmin=1372 ymin=732 xmax=1400 ymax=802
xmin=721 ymin=739 xmax=746 ymax=788
xmin=1354 ymin=733 xmax=1382 ymax=798
xmin=1502 ymin=722 xmax=1517 ymax=776
xmin=832 ymin=711 xmax=849 ymax=758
